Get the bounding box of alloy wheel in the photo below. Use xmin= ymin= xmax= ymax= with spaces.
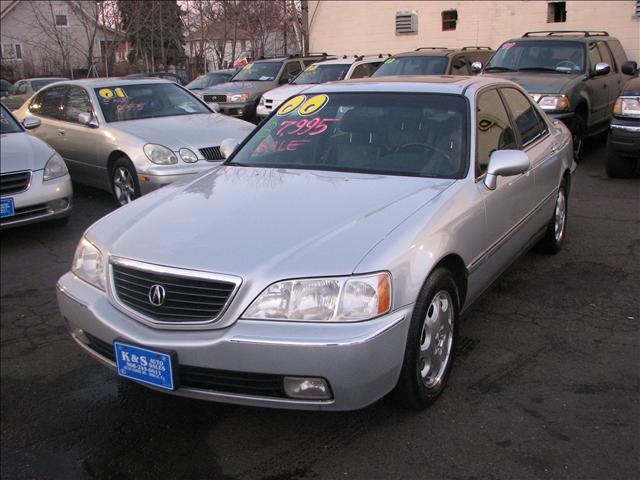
xmin=419 ymin=290 xmax=454 ymax=388
xmin=113 ymin=167 xmax=135 ymax=205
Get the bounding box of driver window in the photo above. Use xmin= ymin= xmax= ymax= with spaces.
xmin=283 ymin=62 xmax=302 ymax=80
xmin=451 ymin=56 xmax=470 ymax=75
xmin=597 ymin=42 xmax=615 ymax=72
xmin=15 ymin=82 xmax=28 ymax=95
xmin=64 ymin=86 xmax=93 ymax=123
xmin=587 ymin=42 xmax=602 ymax=71
xmin=476 ymin=89 xmax=516 ymax=176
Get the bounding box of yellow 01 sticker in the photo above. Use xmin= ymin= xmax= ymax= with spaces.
xmin=99 ymin=88 xmax=115 ymax=99
xmin=299 ymin=94 xmax=329 ymax=116
xmin=277 ymin=95 xmax=307 ymax=116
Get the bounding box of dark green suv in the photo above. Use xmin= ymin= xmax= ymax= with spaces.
xmin=482 ymin=31 xmax=635 ymax=159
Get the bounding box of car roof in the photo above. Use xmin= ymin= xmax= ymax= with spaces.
xmin=23 ymin=77 xmax=68 ymax=82
xmin=506 ymin=31 xmax=616 ymax=42
xmin=39 ymin=78 xmax=174 ymax=88
xmin=318 ymin=56 xmax=389 ymax=66
xmin=301 ymin=75 xmax=505 ymax=95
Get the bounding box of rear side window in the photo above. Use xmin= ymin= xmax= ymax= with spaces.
xmin=501 ymin=88 xmax=547 ymax=147
xmin=476 ymin=89 xmax=516 ymax=174
xmin=28 ymin=86 xmax=67 ymax=120
xmin=606 ymin=39 xmax=628 ymax=68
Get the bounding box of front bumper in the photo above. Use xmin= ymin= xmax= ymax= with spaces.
xmin=57 ymin=272 xmax=412 ymax=411
xmin=257 ymin=100 xmax=283 ymax=118
xmin=609 ymin=119 xmax=640 ymax=156
xmin=0 ymin=171 xmax=72 ymax=229
xmin=217 ymin=101 xmax=255 ymax=119
xmin=136 ymin=162 xmax=220 ymax=195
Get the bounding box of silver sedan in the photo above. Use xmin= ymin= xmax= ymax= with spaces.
xmin=57 ymin=76 xmax=574 ymax=410
xmin=1 ymin=104 xmax=72 ymax=228
xmin=13 ymin=79 xmax=255 ymax=206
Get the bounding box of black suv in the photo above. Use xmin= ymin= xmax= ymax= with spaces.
xmin=482 ymin=31 xmax=635 ymax=159
xmin=606 ymin=73 xmax=640 ymax=178
xmin=372 ymin=46 xmax=494 ymax=77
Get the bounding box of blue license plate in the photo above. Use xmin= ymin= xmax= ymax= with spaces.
xmin=114 ymin=341 xmax=175 ymax=390
xmin=0 ymin=198 xmax=15 ymax=218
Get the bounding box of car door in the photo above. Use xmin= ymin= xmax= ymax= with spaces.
xmin=597 ymin=42 xmax=622 ymax=121
xmin=587 ymin=41 xmax=609 ymax=126
xmin=500 ymin=87 xmax=559 ymax=230
xmin=472 ymin=87 xmax=535 ymax=283
xmin=56 ymin=86 xmax=106 ymax=188
xmin=25 ymin=85 xmax=68 ymax=155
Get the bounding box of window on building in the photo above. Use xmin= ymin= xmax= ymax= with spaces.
xmin=547 ymin=1 xmax=567 ymax=23
xmin=1 ymin=43 xmax=22 ymax=59
xmin=442 ymin=10 xmax=458 ymax=31
xmin=55 ymin=14 xmax=68 ymax=26
xmin=634 ymin=0 xmax=640 ymax=18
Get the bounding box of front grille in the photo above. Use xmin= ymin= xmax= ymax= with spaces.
xmin=199 ymin=146 xmax=224 ymax=161
xmin=1 ymin=171 xmax=31 ymax=195
xmin=83 ymin=333 xmax=287 ymax=398
xmin=203 ymin=94 xmax=226 ymax=103
xmin=112 ymin=263 xmax=236 ymax=323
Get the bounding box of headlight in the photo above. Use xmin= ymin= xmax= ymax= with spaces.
xmin=179 ymin=148 xmax=198 ymax=163
xmin=534 ymin=94 xmax=570 ymax=111
xmin=43 ymin=152 xmax=68 ymax=181
xmin=72 ymin=237 xmax=105 ymax=291
xmin=243 ymin=272 xmax=392 ymax=322
xmin=613 ymin=96 xmax=640 ymax=118
xmin=229 ymin=93 xmax=250 ymax=103
xmin=143 ymin=144 xmax=178 ymax=165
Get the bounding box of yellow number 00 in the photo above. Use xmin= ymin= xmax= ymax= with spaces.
xmin=299 ymin=95 xmax=328 ymax=116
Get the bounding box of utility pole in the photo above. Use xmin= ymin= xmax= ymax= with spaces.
xmin=301 ymin=0 xmax=309 ymax=56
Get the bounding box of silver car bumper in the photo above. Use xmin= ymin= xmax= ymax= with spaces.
xmin=57 ymin=272 xmax=412 ymax=411
xmin=0 ymin=171 xmax=72 ymax=229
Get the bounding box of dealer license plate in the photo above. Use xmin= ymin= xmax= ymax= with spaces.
xmin=0 ymin=198 xmax=15 ymax=218
xmin=114 ymin=341 xmax=175 ymax=390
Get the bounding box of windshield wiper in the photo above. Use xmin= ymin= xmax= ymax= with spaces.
xmin=484 ymin=66 xmax=518 ymax=72
xmin=518 ymin=67 xmax=563 ymax=73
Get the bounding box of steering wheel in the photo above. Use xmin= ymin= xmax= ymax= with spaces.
xmin=556 ymin=60 xmax=579 ymax=71
xmin=394 ymin=142 xmax=452 ymax=162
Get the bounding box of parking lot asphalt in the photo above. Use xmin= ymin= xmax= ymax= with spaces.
xmin=1 ymin=138 xmax=638 ymax=480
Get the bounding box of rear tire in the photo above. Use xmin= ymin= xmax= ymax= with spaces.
xmin=395 ymin=268 xmax=459 ymax=409
xmin=110 ymin=157 xmax=141 ymax=207
xmin=605 ymin=136 xmax=636 ymax=178
xmin=535 ymin=179 xmax=568 ymax=254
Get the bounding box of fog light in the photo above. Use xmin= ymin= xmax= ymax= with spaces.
xmin=283 ymin=376 xmax=331 ymax=400
xmin=237 ymin=109 xmax=243 ymax=116
xmin=49 ymin=198 xmax=69 ymax=211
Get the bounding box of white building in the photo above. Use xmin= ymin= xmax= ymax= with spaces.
xmin=308 ymin=1 xmax=640 ymax=62
xmin=1 ymin=0 xmax=117 ymax=79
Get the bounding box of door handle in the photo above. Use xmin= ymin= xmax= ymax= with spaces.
xmin=57 ymin=129 xmax=65 ymax=135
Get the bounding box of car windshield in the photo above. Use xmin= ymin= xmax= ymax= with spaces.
xmin=486 ymin=40 xmax=585 ymax=73
xmin=373 ymin=56 xmax=449 ymax=76
xmin=95 ymin=83 xmax=210 ymax=122
xmin=0 ymin=104 xmax=22 ymax=133
xmin=186 ymin=74 xmax=230 ymax=89
xmin=293 ymin=64 xmax=349 ymax=84
xmin=228 ymin=92 xmax=467 ymax=179
xmin=31 ymin=78 xmax=65 ymax=91
xmin=232 ymin=62 xmax=281 ymax=81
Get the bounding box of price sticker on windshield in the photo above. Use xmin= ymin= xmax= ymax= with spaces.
xmin=305 ymin=64 xmax=318 ymax=72
xmin=99 ymin=87 xmax=127 ymax=99
xmin=384 ymin=57 xmax=396 ymax=64
xmin=277 ymin=94 xmax=330 ymax=116
xmin=277 ymin=95 xmax=307 ymax=116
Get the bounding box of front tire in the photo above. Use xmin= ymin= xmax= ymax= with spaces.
xmin=111 ymin=157 xmax=141 ymax=207
xmin=535 ymin=179 xmax=568 ymax=254
xmin=395 ymin=268 xmax=459 ymax=409
xmin=605 ymin=136 xmax=636 ymax=179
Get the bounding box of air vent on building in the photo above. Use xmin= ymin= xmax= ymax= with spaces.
xmin=396 ymin=11 xmax=418 ymax=34
xmin=635 ymin=0 xmax=640 ymax=18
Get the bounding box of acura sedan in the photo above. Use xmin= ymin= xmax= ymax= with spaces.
xmin=1 ymin=104 xmax=72 ymax=228
xmin=13 ymin=79 xmax=255 ymax=206
xmin=57 ymin=76 xmax=574 ymax=410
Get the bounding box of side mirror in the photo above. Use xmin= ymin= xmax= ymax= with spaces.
xmin=621 ymin=60 xmax=638 ymax=76
xmin=471 ymin=61 xmax=483 ymax=74
xmin=593 ymin=62 xmax=610 ymax=77
xmin=220 ymin=138 xmax=239 ymax=159
xmin=22 ymin=117 xmax=41 ymax=129
xmin=78 ymin=112 xmax=99 ymax=128
xmin=484 ymin=150 xmax=530 ymax=190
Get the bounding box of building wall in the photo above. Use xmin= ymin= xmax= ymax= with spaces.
xmin=308 ymin=1 xmax=640 ymax=62
xmin=1 ymin=0 xmax=109 ymax=78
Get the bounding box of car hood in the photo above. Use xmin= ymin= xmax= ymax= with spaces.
xmin=110 ymin=114 xmax=254 ymax=150
xmin=89 ymin=167 xmax=454 ymax=278
xmin=0 ymin=131 xmax=54 ymax=173
xmin=263 ymin=84 xmax=312 ymax=101
xmin=483 ymin=71 xmax=579 ymax=94
xmin=202 ymin=81 xmax=274 ymax=96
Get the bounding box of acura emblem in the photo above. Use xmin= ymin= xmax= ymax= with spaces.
xmin=148 ymin=284 xmax=166 ymax=306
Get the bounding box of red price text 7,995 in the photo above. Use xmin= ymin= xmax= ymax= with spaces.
xmin=276 ymin=118 xmax=339 ymax=137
